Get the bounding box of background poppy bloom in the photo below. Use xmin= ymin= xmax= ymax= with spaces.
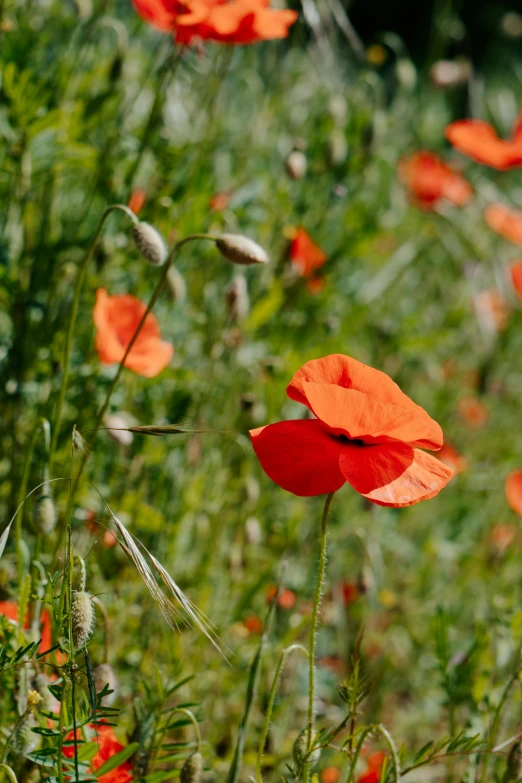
xmin=288 ymin=227 xmax=327 ymax=278
xmin=93 ymin=289 xmax=174 ymax=378
xmin=484 ymin=204 xmax=522 ymax=246
xmin=445 ymin=114 xmax=522 ymax=170
xmin=132 ymin=0 xmax=297 ymax=45
xmin=438 ymin=442 xmax=468 ymax=474
xmin=510 ymin=261 xmax=522 ymax=301
xmin=250 ymin=354 xmax=453 ymax=506
xmin=0 ymin=601 xmax=52 ymax=653
xmin=505 ymin=470 xmax=522 ymax=516
xmin=63 ymin=724 xmax=133 ymax=783
xmin=398 ymin=151 xmax=472 ymax=210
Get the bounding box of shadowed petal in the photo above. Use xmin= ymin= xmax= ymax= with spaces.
xmin=505 ymin=470 xmax=522 ymax=516
xmin=446 ymin=119 xmax=522 ymax=170
xmin=250 ymin=419 xmax=345 ymax=496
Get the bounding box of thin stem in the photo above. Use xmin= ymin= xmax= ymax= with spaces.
xmin=305 ymin=492 xmax=335 ymax=772
xmin=256 ymin=644 xmax=309 ymax=783
xmin=49 ymin=205 xmax=138 ymax=470
xmin=172 ymin=708 xmax=202 ymax=753
xmin=342 ymin=723 xmax=401 ymax=783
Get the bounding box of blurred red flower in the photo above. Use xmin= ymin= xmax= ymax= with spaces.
xmin=398 ymin=151 xmax=472 ymax=210
xmin=457 ymin=396 xmax=489 ymax=429
xmin=490 ymin=523 xmax=516 ymax=555
xmin=0 ymin=601 xmax=52 ymax=654
xmin=210 ymin=191 xmax=231 ymax=211
xmin=266 ymin=586 xmax=296 ymax=609
xmin=132 ymin=0 xmax=297 ymax=45
xmin=510 ymin=261 xmax=522 ymax=301
xmin=244 ymin=615 xmax=263 ymax=634
xmin=93 ymin=289 xmax=174 ymax=378
xmin=356 ymin=751 xmax=386 ymax=783
xmin=341 ymin=581 xmax=359 ymax=604
xmin=321 ymin=768 xmax=340 ymax=783
xmin=484 ymin=204 xmax=522 ymax=246
xmin=446 ymin=113 xmax=522 ymax=170
xmin=250 ymin=354 xmax=453 ymax=506
xmin=128 ymin=189 xmax=146 ymax=216
xmin=289 ymin=228 xmax=327 ymax=279
xmin=438 ymin=443 xmax=467 ymax=474
xmin=505 ymin=470 xmax=522 ymax=516
xmin=306 ymin=276 xmax=326 ymax=295
xmin=63 ymin=724 xmax=133 ymax=783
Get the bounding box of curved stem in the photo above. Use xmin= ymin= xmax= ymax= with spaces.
xmin=49 ymin=204 xmax=138 ymax=470
xmin=256 ymin=644 xmax=309 ymax=783
xmin=172 ymin=708 xmax=202 ymax=753
xmin=305 ymin=492 xmax=335 ymax=773
xmin=342 ymin=723 xmax=401 ymax=783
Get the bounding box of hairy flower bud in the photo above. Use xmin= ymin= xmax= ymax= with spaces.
xmin=133 ymin=222 xmax=168 ymax=266
xmin=180 ymin=752 xmax=203 ymax=783
xmin=33 ymin=493 xmax=56 ymax=535
xmin=216 ymin=234 xmax=269 ymax=266
xmin=293 ymin=729 xmax=320 ymax=769
xmin=286 ymin=150 xmax=307 ymax=180
xmin=93 ymin=663 xmax=119 ymax=706
xmin=14 ymin=714 xmax=37 ymax=757
xmin=71 ymin=591 xmax=94 ymax=649
xmin=226 ymin=276 xmax=249 ymax=322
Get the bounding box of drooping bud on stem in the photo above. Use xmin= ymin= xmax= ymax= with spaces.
xmin=133 ymin=222 xmax=168 ymax=266
xmin=71 ymin=591 xmax=94 ymax=649
xmin=180 ymin=752 xmax=203 ymax=783
xmin=216 ymin=234 xmax=269 ymax=266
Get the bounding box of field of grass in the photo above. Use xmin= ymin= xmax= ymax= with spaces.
xmin=2 ymin=2 xmax=522 ymax=782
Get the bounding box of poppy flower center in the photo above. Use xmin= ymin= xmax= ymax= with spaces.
xmin=336 ymin=434 xmax=365 ymax=446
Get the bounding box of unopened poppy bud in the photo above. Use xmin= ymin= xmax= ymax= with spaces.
xmin=506 ymin=741 xmax=522 ymax=781
xmin=133 ymin=222 xmax=168 ymax=266
xmin=93 ymin=663 xmax=119 ymax=706
xmin=216 ymin=234 xmax=269 ymax=266
xmin=286 ymin=150 xmax=307 ymax=180
xmin=180 ymin=752 xmax=203 ymax=783
xmin=293 ymin=729 xmax=321 ymax=768
xmin=71 ymin=591 xmax=94 ymax=649
xmin=226 ymin=276 xmax=249 ymax=322
xmin=33 ymin=493 xmax=56 ymax=535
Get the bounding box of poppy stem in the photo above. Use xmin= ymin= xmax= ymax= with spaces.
xmin=304 ymin=491 xmax=335 ymax=780
xmin=49 ymin=204 xmax=138 ymax=472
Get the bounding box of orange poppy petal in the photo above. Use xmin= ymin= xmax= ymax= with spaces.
xmin=446 ymin=120 xmax=522 ymax=170
xmin=249 ymin=419 xmax=345 ymax=496
xmin=339 ymin=444 xmax=454 ymax=507
xmin=302 ymin=382 xmax=443 ymax=449
xmin=132 ymin=0 xmax=178 ymax=31
xmin=505 ymin=470 xmax=522 ymax=516
xmin=510 ymin=261 xmax=522 ymax=300
xmin=287 ymin=354 xmax=431 ymax=423
xmin=124 ymin=338 xmax=174 ymax=378
xmin=484 ymin=204 xmax=522 ymax=246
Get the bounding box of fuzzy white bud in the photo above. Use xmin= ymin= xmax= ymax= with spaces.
xmin=33 ymin=494 xmax=56 ymax=535
xmin=180 ymin=752 xmax=203 ymax=783
xmin=133 ymin=222 xmax=168 ymax=266
xmin=216 ymin=234 xmax=269 ymax=266
xmin=71 ymin=591 xmax=94 ymax=649
xmin=286 ymin=150 xmax=307 ymax=180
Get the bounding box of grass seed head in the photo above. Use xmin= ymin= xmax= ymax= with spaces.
xmin=133 ymin=222 xmax=168 ymax=266
xmin=216 ymin=234 xmax=269 ymax=266
xmin=72 ymin=591 xmax=94 ymax=649
xmin=180 ymin=752 xmax=203 ymax=783
xmin=33 ymin=493 xmax=56 ymax=535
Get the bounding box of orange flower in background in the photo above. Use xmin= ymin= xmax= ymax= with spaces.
xmin=0 ymin=602 xmax=52 ymax=654
xmin=63 ymin=724 xmax=133 ymax=783
xmin=490 ymin=523 xmax=516 ymax=555
xmin=288 ymin=227 xmax=327 ymax=278
xmin=505 ymin=470 xmax=522 ymax=516
xmin=356 ymin=751 xmax=386 ymax=783
xmin=132 ymin=0 xmax=297 ymax=45
xmin=266 ymin=586 xmax=296 ymax=609
xmin=446 ymin=113 xmax=522 ymax=170
xmin=93 ymin=289 xmax=174 ymax=378
xmin=306 ymin=276 xmax=326 ymax=295
xmin=473 ymin=289 xmax=510 ymax=334
xmin=484 ymin=204 xmax=522 ymax=246
xmin=210 ymin=191 xmax=232 ymax=211
xmin=321 ymin=768 xmax=341 ymax=783
xmin=128 ymin=189 xmax=146 ymax=216
xmin=510 ymin=261 xmax=522 ymax=300
xmin=250 ymin=354 xmax=453 ymax=506
xmin=244 ymin=615 xmax=263 ymax=634
xmin=438 ymin=442 xmax=467 ymax=474
xmin=457 ymin=396 xmax=489 ymax=429
xmin=398 ymin=151 xmax=472 ymax=210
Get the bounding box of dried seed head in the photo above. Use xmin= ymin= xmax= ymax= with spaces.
xmin=13 ymin=714 xmax=37 ymax=757
xmin=93 ymin=663 xmax=119 ymax=707
xmin=180 ymin=752 xmax=203 ymax=783
xmin=293 ymin=730 xmax=320 ymax=769
xmin=33 ymin=494 xmax=57 ymax=535
xmin=225 ymin=276 xmax=249 ymax=322
xmin=216 ymin=234 xmax=269 ymax=266
xmin=71 ymin=591 xmax=94 ymax=649
xmin=133 ymin=222 xmax=168 ymax=267
xmin=286 ymin=150 xmax=307 ymax=180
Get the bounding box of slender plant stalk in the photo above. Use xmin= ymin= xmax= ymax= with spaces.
xmin=304 ymin=491 xmax=335 ymax=781
xmin=341 ymin=723 xmax=401 ymax=783
xmin=256 ymin=644 xmax=309 ymax=783
xmin=49 ymin=205 xmax=138 ymax=470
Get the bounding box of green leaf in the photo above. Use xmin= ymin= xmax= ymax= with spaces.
xmin=94 ymin=743 xmax=139 ymax=778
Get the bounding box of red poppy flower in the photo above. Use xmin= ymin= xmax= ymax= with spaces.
xmin=510 ymin=261 xmax=522 ymax=300
xmin=244 ymin=615 xmax=263 ymax=634
xmin=63 ymin=724 xmax=133 ymax=783
xmin=484 ymin=204 xmax=522 ymax=246
xmin=505 ymin=470 xmax=522 ymax=516
xmin=356 ymin=752 xmax=386 ymax=783
xmin=0 ymin=601 xmax=53 ymax=654
xmin=266 ymin=585 xmax=296 ymax=609
xmin=128 ymin=189 xmax=146 ymax=216
xmin=307 ymin=276 xmax=326 ymax=295
xmin=445 ymin=113 xmax=522 ymax=170
xmin=321 ymin=768 xmax=341 ymax=783
xmin=398 ymin=151 xmax=472 ymax=210
xmin=250 ymin=355 xmax=453 ymax=506
xmin=289 ymin=228 xmax=327 ymax=278
xmin=93 ymin=289 xmax=173 ymax=378
xmin=341 ymin=581 xmax=359 ymax=604
xmin=132 ymin=0 xmax=297 ymax=45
